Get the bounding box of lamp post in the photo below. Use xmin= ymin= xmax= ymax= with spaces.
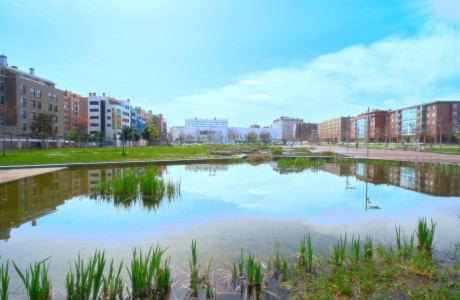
xmin=439 ymin=117 xmax=443 ymax=150
xmin=346 ymin=115 xmax=349 ymax=154
xmin=367 ymin=107 xmax=370 ymax=158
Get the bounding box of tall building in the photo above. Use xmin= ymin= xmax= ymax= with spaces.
xmin=153 ymin=113 xmax=167 ymax=137
xmin=87 ymin=92 xmax=131 ymax=140
xmin=294 ymin=122 xmax=318 ymax=141
xmin=0 ymin=54 xmax=64 ymax=149
xmin=350 ymin=110 xmax=389 ymax=143
xmin=63 ymin=91 xmax=87 ymax=133
xmin=389 ymin=101 xmax=460 ymax=143
xmin=318 ymin=116 xmax=350 ymax=143
xmin=271 ymin=116 xmax=303 ymax=141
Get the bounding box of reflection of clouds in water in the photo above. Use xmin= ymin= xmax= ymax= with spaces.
xmin=380 ymin=185 xmax=395 ymax=191
xmin=238 ymin=203 xmax=257 ymax=208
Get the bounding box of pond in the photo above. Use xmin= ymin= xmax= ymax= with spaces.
xmin=0 ymin=161 xmax=459 ymax=299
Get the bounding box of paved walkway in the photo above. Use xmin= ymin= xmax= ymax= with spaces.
xmin=314 ymin=145 xmax=460 ymax=164
xmin=0 ymin=167 xmax=67 ymax=184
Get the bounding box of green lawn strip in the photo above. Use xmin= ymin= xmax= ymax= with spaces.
xmin=0 ymin=145 xmax=227 ymax=166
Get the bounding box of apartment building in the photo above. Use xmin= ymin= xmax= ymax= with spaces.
xmin=0 ymin=55 xmax=64 ymax=149
xmin=294 ymin=122 xmax=318 ymax=141
xmin=153 ymin=113 xmax=167 ymax=137
xmin=87 ymin=92 xmax=131 ymax=139
xmin=271 ymin=116 xmax=303 ymax=141
xmin=389 ymin=101 xmax=460 ymax=143
xmin=63 ymin=91 xmax=88 ymax=133
xmin=318 ymin=116 xmax=350 ymax=143
xmin=350 ymin=110 xmax=389 ymax=143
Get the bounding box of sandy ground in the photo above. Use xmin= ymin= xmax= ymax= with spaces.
xmin=314 ymin=145 xmax=460 ymax=164
xmin=0 ymin=167 xmax=67 ymax=184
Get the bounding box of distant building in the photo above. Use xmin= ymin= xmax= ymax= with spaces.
xmin=63 ymin=91 xmax=87 ymax=133
xmin=389 ymin=101 xmax=460 ymax=143
xmin=318 ymin=116 xmax=350 ymax=143
xmin=271 ymin=116 xmax=303 ymax=141
xmin=350 ymin=110 xmax=389 ymax=143
xmin=250 ymin=124 xmax=260 ymax=128
xmin=153 ymin=114 xmax=167 ymax=137
xmin=294 ymin=122 xmax=318 ymax=141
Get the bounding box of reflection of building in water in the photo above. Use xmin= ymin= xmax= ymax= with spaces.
xmin=323 ymin=163 xmax=460 ymax=197
xmin=0 ymin=169 xmax=90 ymax=240
xmin=185 ymin=164 xmax=228 ymax=175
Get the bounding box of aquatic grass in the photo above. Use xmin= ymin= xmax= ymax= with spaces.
xmin=238 ymin=249 xmax=244 ymax=277
xmin=155 ymin=258 xmax=171 ymax=294
xmin=101 ymin=259 xmax=124 ymax=300
xmin=395 ymin=225 xmax=415 ymax=259
xmin=189 ymin=240 xmax=199 ymax=297
xmin=112 ymin=169 xmax=138 ymax=199
xmin=13 ymin=258 xmax=51 ymax=300
xmin=277 ymin=158 xmax=326 ymax=172
xmin=416 ymin=218 xmax=437 ymax=253
xmin=331 ymin=233 xmax=347 ymax=267
xmin=0 ymin=261 xmax=9 ymax=300
xmin=246 ymin=253 xmax=255 ymax=284
xmin=282 ymin=257 xmax=288 ymax=280
xmin=231 ymin=261 xmax=237 ymax=279
xmin=203 ymin=259 xmax=213 ymax=298
xmin=299 ymin=233 xmax=314 ymax=272
xmin=349 ymin=234 xmax=360 ymax=267
xmin=363 ymin=236 xmax=373 ymax=261
xmin=273 ymin=241 xmax=281 ymax=274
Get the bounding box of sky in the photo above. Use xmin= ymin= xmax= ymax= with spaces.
xmin=1 ymin=0 xmax=460 ymax=127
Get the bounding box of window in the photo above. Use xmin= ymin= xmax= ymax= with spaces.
xmin=432 ymin=113 xmax=435 ymax=117
xmin=53 ymin=94 xmax=57 ymax=101
xmin=454 ymin=112 xmax=457 ymax=118
xmin=48 ymin=93 xmax=52 ymax=100
xmin=30 ymin=100 xmax=35 ymax=108
xmin=37 ymin=101 xmax=41 ymax=109
xmin=20 ymin=97 xmax=26 ymax=107
xmin=0 ymin=81 xmax=4 ymax=92
xmin=49 ymin=103 xmax=53 ymax=111
xmin=21 ymin=110 xmax=26 ymax=119
xmin=20 ymin=85 xmax=26 ymax=94
xmin=90 ymin=116 xmax=99 ymax=119
xmin=107 ymin=109 xmax=111 ymax=112
xmin=53 ymin=126 xmax=58 ymax=134
xmin=54 ymin=105 xmax=58 ymax=112
xmin=432 ymin=105 xmax=435 ymax=109
xmin=107 ymin=124 xmax=111 ymax=127
xmin=90 ymin=101 xmax=99 ymax=105
xmin=30 ymin=112 xmax=36 ymax=119
xmin=21 ymin=122 xmax=27 ymax=132
xmin=90 ymin=109 xmax=99 ymax=112
xmin=432 ymin=120 xmax=435 ymax=124
xmin=53 ymin=116 xmax=58 ymax=122
xmin=36 ymin=89 xmax=41 ymax=98
xmin=0 ymin=95 xmax=3 ymax=105
xmin=29 ymin=87 xmax=35 ymax=96
xmin=453 ymin=104 xmax=457 ymax=110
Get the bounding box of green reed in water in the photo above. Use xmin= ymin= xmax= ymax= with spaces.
xmin=277 ymin=158 xmax=326 ymax=172
xmin=101 ymin=259 xmax=124 ymax=300
xmin=0 ymin=261 xmax=9 ymax=300
xmin=416 ymin=217 xmax=437 ymax=253
xmin=189 ymin=239 xmax=199 ymax=297
xmin=13 ymin=258 xmax=51 ymax=300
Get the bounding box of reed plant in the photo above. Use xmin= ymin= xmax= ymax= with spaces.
xmin=112 ymin=169 xmax=138 ymax=198
xmin=101 ymin=259 xmax=124 ymax=300
xmin=349 ymin=234 xmax=360 ymax=267
xmin=299 ymin=233 xmax=314 ymax=272
xmin=203 ymin=259 xmax=212 ymax=298
xmin=273 ymin=241 xmax=281 ymax=274
xmin=13 ymin=258 xmax=51 ymax=300
xmin=155 ymin=258 xmax=171 ymax=294
xmin=0 ymin=261 xmax=9 ymax=300
xmin=238 ymin=249 xmax=244 ymax=277
xmin=331 ymin=233 xmax=347 ymax=267
xmin=246 ymin=253 xmax=255 ymax=284
xmin=363 ymin=236 xmax=373 ymax=261
xmin=416 ymin=218 xmax=437 ymax=253
xmin=282 ymin=257 xmax=288 ymax=280
xmin=395 ymin=225 xmax=415 ymax=258
xmin=189 ymin=240 xmax=199 ymax=297
xmin=277 ymin=158 xmax=326 ymax=172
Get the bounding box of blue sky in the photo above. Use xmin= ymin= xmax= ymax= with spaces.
xmin=1 ymin=0 xmax=459 ymax=126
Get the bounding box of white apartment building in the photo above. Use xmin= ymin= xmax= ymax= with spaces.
xmin=87 ymin=92 xmax=131 ymax=139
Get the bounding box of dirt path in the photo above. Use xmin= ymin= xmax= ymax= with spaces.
xmin=0 ymin=167 xmax=67 ymax=184
xmin=314 ymin=145 xmax=460 ymax=164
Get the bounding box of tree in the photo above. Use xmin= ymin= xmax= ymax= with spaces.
xmin=246 ymin=131 xmax=257 ymax=144
xmin=0 ymin=104 xmax=17 ymax=156
xmin=140 ymin=121 xmax=159 ymax=145
xmin=122 ymin=126 xmax=140 ymax=146
xmin=30 ymin=113 xmax=53 ymax=148
xmin=259 ymin=131 xmax=271 ymax=145
xmin=111 ymin=110 xmax=122 ymax=147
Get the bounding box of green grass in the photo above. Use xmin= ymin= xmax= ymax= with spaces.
xmin=0 ymin=144 xmax=224 ymax=166
xmin=0 ymin=261 xmax=9 ymax=300
xmin=13 ymin=258 xmax=51 ymax=300
xmin=188 ymin=239 xmax=199 ymax=297
xmin=277 ymin=158 xmax=326 ymax=172
xmin=416 ymin=217 xmax=437 ymax=253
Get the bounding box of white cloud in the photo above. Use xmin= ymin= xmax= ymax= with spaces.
xmin=430 ymin=0 xmax=460 ymax=22
xmin=163 ymin=22 xmax=460 ymax=127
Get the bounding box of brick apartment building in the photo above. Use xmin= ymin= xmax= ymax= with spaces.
xmin=389 ymin=101 xmax=460 ymax=143
xmin=63 ymin=91 xmax=87 ymax=133
xmin=318 ymin=116 xmax=350 ymax=143
xmin=294 ymin=122 xmax=318 ymax=141
xmin=350 ymin=110 xmax=389 ymax=143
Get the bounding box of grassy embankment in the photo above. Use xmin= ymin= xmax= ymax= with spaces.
xmin=0 ymin=145 xmax=226 ymax=166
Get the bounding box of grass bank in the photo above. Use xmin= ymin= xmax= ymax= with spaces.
xmin=0 ymin=145 xmax=224 ymax=166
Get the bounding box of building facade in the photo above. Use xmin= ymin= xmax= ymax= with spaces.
xmin=350 ymin=110 xmax=389 ymax=143
xmin=318 ymin=116 xmax=350 ymax=143
xmin=0 ymin=55 xmax=64 ymax=149
xmin=271 ymin=116 xmax=303 ymax=141
xmin=63 ymin=91 xmax=87 ymax=134
xmin=389 ymin=101 xmax=460 ymax=143
xmin=294 ymin=122 xmax=318 ymax=141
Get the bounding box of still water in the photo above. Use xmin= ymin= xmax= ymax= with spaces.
xmin=0 ymin=162 xmax=459 ymax=298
